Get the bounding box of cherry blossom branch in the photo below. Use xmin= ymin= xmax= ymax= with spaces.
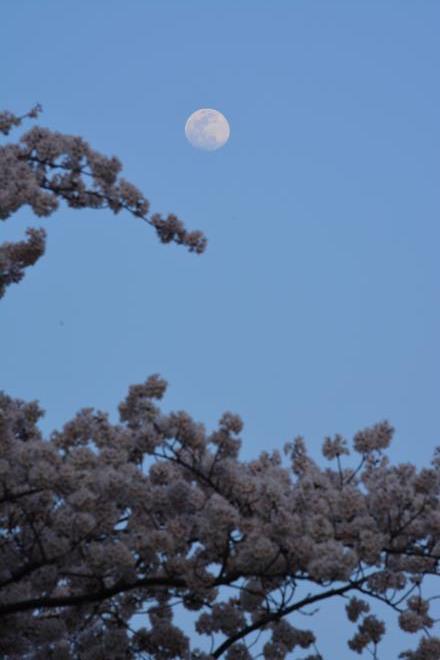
xmin=212 ymin=578 xmax=368 ymax=657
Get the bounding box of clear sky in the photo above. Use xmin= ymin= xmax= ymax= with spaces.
xmin=2 ymin=1 xmax=439 ymax=657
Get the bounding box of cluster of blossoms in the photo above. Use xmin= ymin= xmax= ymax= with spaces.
xmin=0 ymin=106 xmax=207 ymax=298
xmin=0 ymin=377 xmax=439 ymax=658
xmin=1 ymin=107 xmax=439 ymax=659
xmin=0 ymin=227 xmax=46 ymax=299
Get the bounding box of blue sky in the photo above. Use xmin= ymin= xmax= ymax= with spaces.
xmin=2 ymin=1 xmax=439 ymax=656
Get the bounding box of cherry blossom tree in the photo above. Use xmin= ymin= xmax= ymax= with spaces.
xmin=1 ymin=109 xmax=439 ymax=659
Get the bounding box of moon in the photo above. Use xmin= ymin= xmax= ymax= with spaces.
xmin=185 ymin=108 xmax=230 ymax=151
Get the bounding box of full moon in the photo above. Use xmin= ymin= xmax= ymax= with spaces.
xmin=185 ymin=108 xmax=230 ymax=151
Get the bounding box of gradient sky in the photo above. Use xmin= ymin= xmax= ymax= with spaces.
xmin=2 ymin=2 xmax=439 ymax=657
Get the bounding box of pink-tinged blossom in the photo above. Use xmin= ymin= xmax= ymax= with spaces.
xmin=224 ymin=643 xmax=252 ymax=660
xmin=398 ymin=596 xmax=434 ymax=633
xmin=348 ymin=614 xmax=386 ymax=653
xmin=399 ymin=636 xmax=440 ymax=659
xmin=322 ymin=433 xmax=350 ymax=460
xmin=346 ymin=596 xmax=370 ymax=622
xmin=0 ymin=226 xmax=46 ymax=298
xmin=353 ymin=420 xmax=394 ymax=454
